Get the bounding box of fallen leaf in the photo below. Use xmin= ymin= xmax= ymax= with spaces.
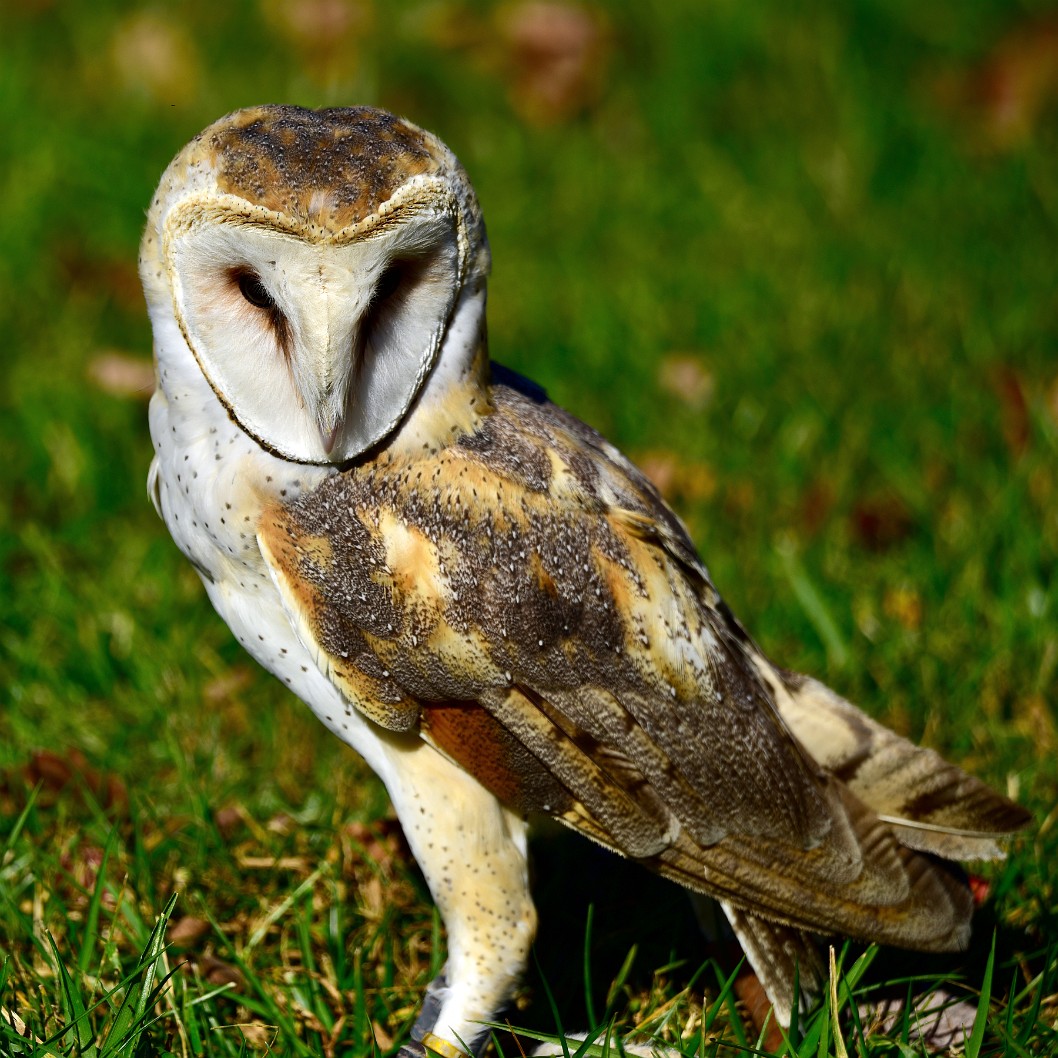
xmin=204 ymin=666 xmax=253 ymax=703
xmin=883 ymin=585 xmax=923 ymax=630
xmin=635 ymin=450 xmax=716 ymax=504
xmin=498 ymin=1 xmax=608 ymax=124
xmin=861 ymin=987 xmax=980 ymax=1051
xmin=345 ymin=817 xmax=407 ymax=873
xmin=110 ymin=12 xmax=199 ymax=104
xmin=0 ymin=1007 xmax=38 ymax=1042
xmin=196 ymin=954 xmax=246 ymax=990
xmin=236 ymin=1021 xmax=276 ymax=1049
xmin=59 ymin=843 xmax=115 ymax=907
xmin=935 ymin=15 xmax=1058 ymax=150
xmin=657 ymin=355 xmax=714 ymax=410
xmin=169 ymin=916 xmax=211 ymax=947
xmin=213 ymin=804 xmax=245 ymax=840
xmin=1048 ymin=375 xmax=1058 ymax=428
xmin=994 ymin=366 xmax=1030 ymax=457
xmin=371 ymin=1019 xmax=394 ymax=1050
xmin=25 ymin=749 xmax=128 ymax=814
xmin=851 ymin=494 xmax=914 ymax=552
xmin=733 ymin=967 xmax=784 ymax=1053
xmin=266 ymin=812 xmax=297 ymax=835
xmin=56 ymin=244 xmax=142 ymax=312
xmin=800 ymin=479 xmax=834 ymax=537
xmin=260 ymin=0 xmax=373 ymax=80
xmin=237 ymin=855 xmax=311 ymax=872
xmin=87 ymin=352 xmax=155 ymax=400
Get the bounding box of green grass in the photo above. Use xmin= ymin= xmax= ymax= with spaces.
xmin=1 ymin=0 xmax=1056 ymax=1053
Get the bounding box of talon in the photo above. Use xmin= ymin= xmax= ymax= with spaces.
xmin=410 ymin=969 xmax=449 ymax=1042
xmin=422 ymin=1032 xmax=469 ymax=1058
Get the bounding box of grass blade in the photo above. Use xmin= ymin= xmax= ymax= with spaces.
xmin=77 ymin=832 xmax=114 ymax=977
xmin=47 ymin=930 xmax=98 ymax=1058
xmin=583 ymin=905 xmax=597 ymax=1028
xmin=965 ymin=931 xmax=995 ymax=1058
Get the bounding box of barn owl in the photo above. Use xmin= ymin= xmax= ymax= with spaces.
xmin=142 ymin=105 xmax=1028 ymax=1056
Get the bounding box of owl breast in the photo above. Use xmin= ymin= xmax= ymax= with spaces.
xmin=147 ymin=351 xmax=404 ymax=774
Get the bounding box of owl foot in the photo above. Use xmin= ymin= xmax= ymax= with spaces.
xmin=409 ymin=968 xmax=449 ymax=1044
xmin=398 ymin=967 xmax=493 ymax=1058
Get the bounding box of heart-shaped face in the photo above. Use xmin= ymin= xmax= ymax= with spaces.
xmin=141 ymin=105 xmax=489 ymax=464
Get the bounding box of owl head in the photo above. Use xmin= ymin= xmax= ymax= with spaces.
xmin=141 ymin=105 xmax=491 ymax=464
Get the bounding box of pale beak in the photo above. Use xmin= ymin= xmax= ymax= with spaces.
xmin=317 ymin=408 xmax=343 ymax=456
xmin=319 ymin=421 xmax=341 ymax=455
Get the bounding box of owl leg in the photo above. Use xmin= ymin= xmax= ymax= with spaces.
xmin=381 ymin=739 xmax=537 ymax=1056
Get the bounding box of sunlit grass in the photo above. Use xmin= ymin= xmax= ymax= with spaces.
xmin=1 ymin=0 xmax=1055 ymax=1054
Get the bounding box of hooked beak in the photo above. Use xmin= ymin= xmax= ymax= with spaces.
xmin=315 ymin=396 xmax=346 ymax=457
xmin=318 ymin=419 xmax=341 ymax=455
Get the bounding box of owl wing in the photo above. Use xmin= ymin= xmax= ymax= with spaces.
xmin=257 ymin=380 xmax=1021 ymax=949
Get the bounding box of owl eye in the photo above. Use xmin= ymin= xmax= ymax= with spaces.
xmin=373 ymin=261 xmax=408 ymax=306
xmin=236 ymin=270 xmax=276 ymax=310
xmin=229 ymin=267 xmax=290 ymax=356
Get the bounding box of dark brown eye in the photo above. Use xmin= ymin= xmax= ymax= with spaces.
xmin=237 ymin=271 xmax=275 ymax=310
xmin=374 ymin=262 xmax=405 ymax=305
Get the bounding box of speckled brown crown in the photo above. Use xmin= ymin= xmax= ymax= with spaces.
xmin=206 ymin=105 xmax=450 ymax=229
xmin=141 ymin=103 xmax=491 ymax=310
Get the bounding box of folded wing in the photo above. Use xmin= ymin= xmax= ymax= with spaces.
xmin=258 ymin=382 xmax=1026 ymax=972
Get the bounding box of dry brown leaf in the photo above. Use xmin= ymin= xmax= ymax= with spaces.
xmin=636 ymin=450 xmax=679 ymax=498
xmin=25 ymin=749 xmax=128 ymax=814
xmin=938 ymin=16 xmax=1058 ymax=150
xmin=371 ymin=1019 xmax=394 ymax=1050
xmin=498 ymin=2 xmax=608 ymax=124
xmin=800 ymin=479 xmax=834 ymax=537
xmin=262 ymin=0 xmax=372 ymax=49
xmin=87 ymin=352 xmax=155 ymax=401
xmin=636 ymin=450 xmax=716 ymax=504
xmin=213 ymin=804 xmax=245 ymax=840
xmin=657 ymin=355 xmax=714 ymax=410
xmin=204 ymin=666 xmax=253 ymax=703
xmin=851 ymin=494 xmax=914 ymax=552
xmin=197 ymin=954 xmax=246 ymax=989
xmin=359 ymin=872 xmax=385 ymax=918
xmin=883 ymin=585 xmax=923 ymax=631
xmin=1047 ymin=375 xmax=1058 ymax=428
xmin=345 ymin=816 xmax=409 ymax=875
xmin=994 ymin=367 xmax=1030 ymax=457
xmin=57 ymin=248 xmax=143 ymax=312
xmin=236 ymin=1021 xmax=277 ymax=1050
xmin=237 ymin=855 xmax=312 ymax=872
xmin=0 ymin=1007 xmax=38 ymax=1042
xmin=266 ymin=812 xmax=297 ymax=835
xmin=169 ymin=915 xmax=211 ymax=948
xmin=323 ymin=1014 xmax=348 ymax=1058
xmin=733 ymin=966 xmax=784 ymax=1053
xmin=59 ymin=843 xmax=116 ymax=908
xmin=110 ymin=12 xmax=199 ymax=103
xmin=260 ymin=0 xmax=373 ymax=86
xmin=861 ymin=987 xmax=980 ymax=1051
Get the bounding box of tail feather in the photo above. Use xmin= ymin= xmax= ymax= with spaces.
xmin=649 ymin=781 xmax=973 ymax=954
xmin=768 ymin=669 xmax=1030 ymax=859
xmin=720 ymin=902 xmax=826 ymax=1025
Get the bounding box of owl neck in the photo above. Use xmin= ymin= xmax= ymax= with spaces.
xmin=384 ymin=281 xmax=492 ymax=459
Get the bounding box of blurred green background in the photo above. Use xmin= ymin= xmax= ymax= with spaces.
xmin=1 ymin=0 xmax=1055 ymax=1053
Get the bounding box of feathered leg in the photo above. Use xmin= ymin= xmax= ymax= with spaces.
xmin=382 ymin=738 xmax=537 ymax=1056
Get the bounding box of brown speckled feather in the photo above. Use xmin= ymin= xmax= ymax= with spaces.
xmin=258 ymin=377 xmax=1019 ymax=949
